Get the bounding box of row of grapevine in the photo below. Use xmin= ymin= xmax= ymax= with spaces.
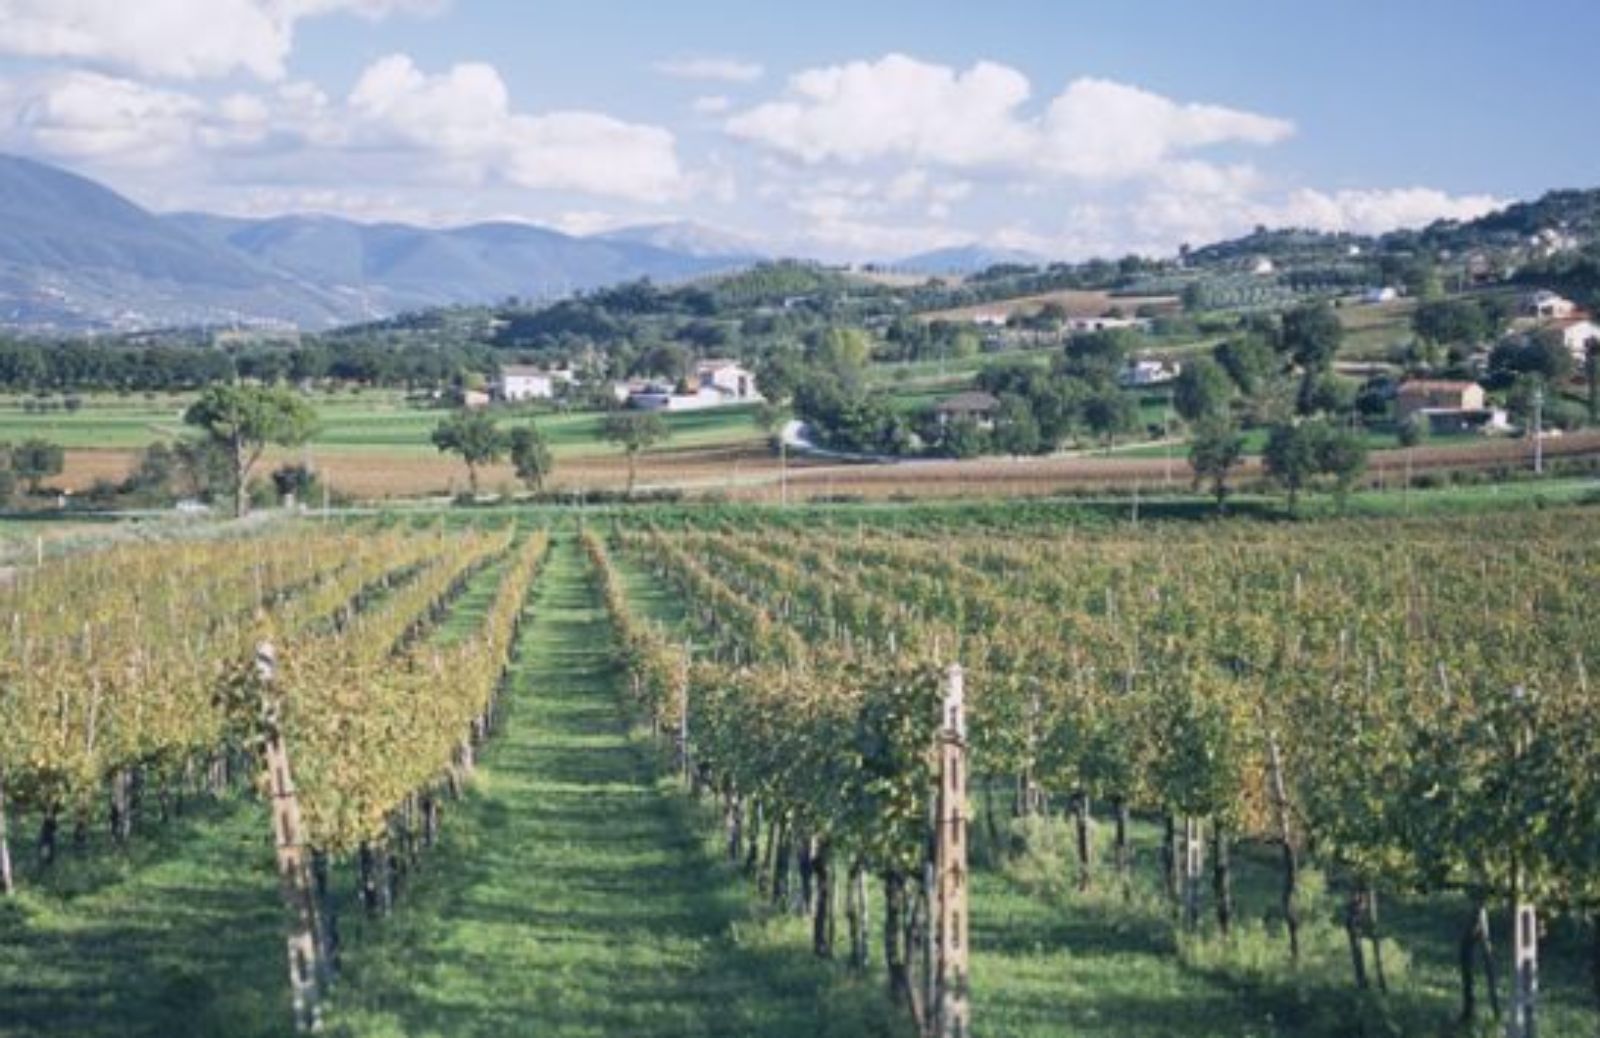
xmin=0 ymin=524 xmax=466 ymax=874
xmin=586 ymin=528 xmax=963 ymax=1028
xmin=612 ymin=511 xmax=1600 ymax=1032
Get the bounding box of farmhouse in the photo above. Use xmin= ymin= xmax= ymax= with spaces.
xmin=1363 ymin=286 xmax=1400 ymax=304
xmin=1523 ymin=290 xmax=1577 ymax=320
xmin=495 ymin=364 xmax=577 ymax=402
xmin=1554 ymin=317 xmax=1600 ymax=360
xmin=933 ymin=391 xmax=1000 ymax=428
xmin=1395 ymin=380 xmax=1486 ymax=420
xmin=1117 ymin=358 xmax=1180 ymax=388
xmin=695 ymin=359 xmax=761 ymax=401
xmin=626 ymin=360 xmax=763 ymax=412
xmin=969 ymin=311 xmax=1010 ymax=328
xmin=1067 ymin=316 xmax=1153 ymax=335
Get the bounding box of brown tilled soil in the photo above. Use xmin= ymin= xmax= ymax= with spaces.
xmin=58 ymin=432 xmax=1600 ymax=504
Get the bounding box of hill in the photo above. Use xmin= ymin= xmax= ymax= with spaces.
xmin=0 ymin=154 xmax=757 ymax=332
xmin=892 ymin=244 xmax=1049 ymax=275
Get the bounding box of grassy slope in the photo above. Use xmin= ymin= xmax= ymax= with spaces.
xmin=330 ymin=535 xmax=886 ymax=1037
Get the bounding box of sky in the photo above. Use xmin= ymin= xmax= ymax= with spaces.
xmin=0 ymin=0 xmax=1595 ymax=261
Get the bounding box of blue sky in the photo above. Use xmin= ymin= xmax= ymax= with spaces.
xmin=0 ymin=0 xmax=1594 ymax=259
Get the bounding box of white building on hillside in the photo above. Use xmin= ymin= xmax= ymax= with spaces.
xmin=626 ymin=360 xmax=763 ymax=412
xmin=1067 ymin=316 xmax=1152 ymax=335
xmin=496 ymin=364 xmax=577 ymax=402
xmin=1556 ymin=318 xmax=1600 ymax=360
xmin=1524 ymin=290 xmax=1578 ymax=320
xmin=695 ymin=359 xmax=761 ymax=401
xmin=1117 ymin=358 xmax=1180 ymax=388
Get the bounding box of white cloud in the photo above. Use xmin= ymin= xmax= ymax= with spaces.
xmin=692 ymin=95 xmax=732 ymax=115
xmin=0 ymin=0 xmax=443 ymax=81
xmin=655 ymin=57 xmax=764 ymax=83
xmin=347 ymin=55 xmax=686 ymax=202
xmin=727 ymin=53 xmax=1292 ymax=183
xmin=1271 ymin=186 xmax=1504 ymax=235
xmin=2 ymin=70 xmax=200 ymax=165
xmin=728 ymin=54 xmax=1033 ymax=167
xmin=1037 ymin=78 xmax=1292 ymax=180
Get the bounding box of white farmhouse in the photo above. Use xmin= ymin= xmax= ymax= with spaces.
xmin=1363 ymin=286 xmax=1400 ymax=304
xmin=496 ymin=364 xmax=577 ymax=402
xmin=1117 ymin=358 xmax=1180 ymax=388
xmin=695 ymin=359 xmax=762 ymax=401
xmin=1067 ymin=316 xmax=1153 ymax=335
xmin=1555 ymin=317 xmax=1600 ymax=360
xmin=626 ymin=360 xmax=764 ymax=412
xmin=1523 ymin=290 xmax=1577 ymax=320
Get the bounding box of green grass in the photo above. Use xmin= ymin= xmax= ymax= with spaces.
xmin=0 ymin=795 xmax=288 ymax=1038
xmin=329 ymin=535 xmax=891 ymax=1036
xmin=0 ymin=393 xmax=766 ymax=458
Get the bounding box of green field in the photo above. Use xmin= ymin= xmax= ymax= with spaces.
xmin=0 ymin=393 xmax=766 ymax=458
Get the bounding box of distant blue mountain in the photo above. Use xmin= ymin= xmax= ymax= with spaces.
xmin=593 ymin=220 xmax=764 ymax=260
xmin=0 ymin=153 xmax=758 ymax=331
xmin=891 ymin=244 xmax=1050 ymax=275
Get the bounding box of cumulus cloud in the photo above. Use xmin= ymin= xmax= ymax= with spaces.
xmin=692 ymin=95 xmax=732 ymax=115
xmin=1272 ymin=186 xmax=1504 ymax=235
xmin=1 ymin=53 xmax=689 ymax=205
xmin=1 ymin=71 xmax=200 ymax=165
xmin=728 ymin=54 xmax=1034 ymax=167
xmin=0 ymin=0 xmax=442 ymax=81
xmin=347 ymin=54 xmax=686 ymax=202
xmin=727 ymin=53 xmax=1292 ymax=181
xmin=655 ymin=57 xmax=765 ymax=83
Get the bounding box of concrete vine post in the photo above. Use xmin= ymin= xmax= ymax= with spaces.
xmin=0 ymin=771 xmax=13 ymax=896
xmin=1507 ymin=685 xmax=1538 ymax=1038
xmin=256 ymin=641 xmax=325 ymax=1034
xmin=931 ymin=663 xmax=970 ymax=1038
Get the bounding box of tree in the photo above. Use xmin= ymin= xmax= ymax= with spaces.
xmin=1586 ymin=338 xmax=1600 ymax=423
xmin=183 ymin=385 xmax=319 ymax=517
xmin=1412 ymin=299 xmax=1488 ymax=351
xmin=11 ymin=438 xmax=64 ymax=494
xmin=1081 ymin=388 xmax=1140 ymax=449
xmin=509 ymin=423 xmax=554 ymax=493
xmin=1214 ymin=334 xmax=1278 ymax=395
xmin=431 ymin=409 xmax=508 ymax=498
xmin=1188 ymin=417 xmax=1245 ymax=510
xmin=1314 ymin=425 xmax=1369 ymax=508
xmin=991 ymin=394 xmax=1041 ymax=455
xmin=1263 ymin=422 xmax=1318 ymax=509
xmin=1281 ymin=302 xmax=1344 ymax=372
xmin=1172 ymin=357 xmax=1233 ymax=423
xmin=813 ymin=327 xmax=873 ymax=374
xmin=602 ymin=411 xmax=669 ymax=496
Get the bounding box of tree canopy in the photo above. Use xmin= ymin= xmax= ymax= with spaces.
xmin=183 ymin=384 xmax=319 ymax=516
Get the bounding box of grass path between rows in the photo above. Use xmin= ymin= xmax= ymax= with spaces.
xmin=331 ymin=534 xmax=865 ymax=1037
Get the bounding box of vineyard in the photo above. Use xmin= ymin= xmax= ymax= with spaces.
xmin=0 ymin=507 xmax=1597 ymax=1036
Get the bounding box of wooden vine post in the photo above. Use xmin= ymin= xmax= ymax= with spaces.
xmin=930 ymin=663 xmax=971 ymax=1038
xmin=255 ymin=641 xmax=325 ymax=1034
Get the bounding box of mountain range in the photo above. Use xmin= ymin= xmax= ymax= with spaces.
xmin=0 ymin=154 xmax=762 ymax=332
xmin=1 ymin=152 xmax=1594 ymax=332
